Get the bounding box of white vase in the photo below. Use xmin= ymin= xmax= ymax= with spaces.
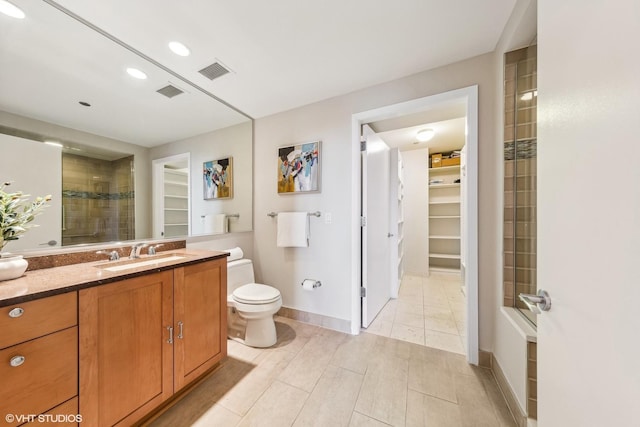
xmin=0 ymin=254 xmax=29 ymax=282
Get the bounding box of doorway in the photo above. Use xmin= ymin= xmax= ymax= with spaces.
xmin=152 ymin=153 xmax=191 ymax=238
xmin=351 ymin=86 xmax=479 ymax=364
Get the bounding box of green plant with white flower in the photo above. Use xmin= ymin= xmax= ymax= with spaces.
xmin=0 ymin=181 xmax=51 ymax=252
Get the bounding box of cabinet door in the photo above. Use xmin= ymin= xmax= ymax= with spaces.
xmin=79 ymin=271 xmax=174 ymax=427
xmin=173 ymin=259 xmax=227 ymax=391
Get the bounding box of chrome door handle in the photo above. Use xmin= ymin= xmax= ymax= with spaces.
xmin=519 ymin=289 xmax=552 ymax=314
xmin=177 ymin=321 xmax=184 ymax=339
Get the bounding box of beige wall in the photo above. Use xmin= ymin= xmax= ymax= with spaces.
xmin=253 ymin=51 xmax=499 ymax=347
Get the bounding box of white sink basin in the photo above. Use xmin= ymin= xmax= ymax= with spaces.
xmin=99 ymin=255 xmax=187 ymax=272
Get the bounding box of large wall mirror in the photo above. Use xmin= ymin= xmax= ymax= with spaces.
xmin=0 ymin=0 xmax=253 ymax=253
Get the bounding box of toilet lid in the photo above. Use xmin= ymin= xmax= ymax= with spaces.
xmin=232 ymin=283 xmax=281 ymax=304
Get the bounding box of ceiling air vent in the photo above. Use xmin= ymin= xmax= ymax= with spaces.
xmin=157 ymin=84 xmax=184 ymax=98
xmin=198 ymin=61 xmax=230 ymax=81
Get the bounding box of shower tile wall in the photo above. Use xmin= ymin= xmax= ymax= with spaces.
xmin=62 ymin=153 xmax=134 ymax=246
xmin=503 ymin=46 xmax=537 ymax=321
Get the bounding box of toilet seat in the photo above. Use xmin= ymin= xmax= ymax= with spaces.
xmin=232 ymin=283 xmax=281 ymax=305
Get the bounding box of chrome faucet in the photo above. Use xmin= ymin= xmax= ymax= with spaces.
xmin=148 ymin=244 xmax=164 ymax=255
xmin=96 ymin=250 xmax=120 ymax=261
xmin=129 ymin=243 xmax=149 ymax=259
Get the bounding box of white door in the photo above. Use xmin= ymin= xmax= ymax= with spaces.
xmin=537 ymin=1 xmax=640 ymax=424
xmin=361 ymin=125 xmax=391 ymax=327
xmin=0 ymin=134 xmax=61 ymax=250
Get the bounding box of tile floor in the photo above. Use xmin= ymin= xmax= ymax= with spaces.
xmin=365 ymin=273 xmax=466 ymax=354
xmin=149 ymin=314 xmax=515 ymax=427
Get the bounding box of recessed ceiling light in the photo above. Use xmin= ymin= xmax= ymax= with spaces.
xmin=126 ymin=67 xmax=147 ymax=80
xmin=44 ymin=141 xmax=63 ymax=148
xmin=0 ymin=0 xmax=25 ymax=19
xmin=416 ymin=129 xmax=435 ymax=142
xmin=168 ymin=41 xmax=190 ymax=57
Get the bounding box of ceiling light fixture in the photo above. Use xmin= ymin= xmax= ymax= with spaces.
xmin=0 ymin=0 xmax=25 ymax=19
xmin=168 ymin=41 xmax=190 ymax=57
xmin=416 ymin=128 xmax=435 ymax=142
xmin=126 ymin=67 xmax=147 ymax=80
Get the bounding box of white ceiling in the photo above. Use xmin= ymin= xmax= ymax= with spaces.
xmin=0 ymin=0 xmax=517 ymax=146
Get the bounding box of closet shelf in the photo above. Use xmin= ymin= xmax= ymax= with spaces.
xmin=429 ymin=200 xmax=461 ymax=205
xmin=429 ymin=266 xmax=461 ymax=273
xmin=429 ymin=235 xmax=461 ymax=240
xmin=165 ymin=194 xmax=188 ymax=199
xmin=428 ymin=165 xmax=460 ymax=173
xmin=429 ymin=183 xmax=460 ymax=189
xmin=164 ymin=180 xmax=188 ymax=186
xmin=164 ymin=208 xmax=188 ymax=212
xmin=429 ymin=253 xmax=462 ymax=260
xmin=429 ymin=215 xmax=461 ymax=219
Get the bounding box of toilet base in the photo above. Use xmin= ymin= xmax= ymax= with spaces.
xmin=227 ymin=306 xmax=278 ymax=348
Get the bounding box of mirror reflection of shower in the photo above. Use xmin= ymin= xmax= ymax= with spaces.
xmin=62 ymin=152 xmax=134 ymax=246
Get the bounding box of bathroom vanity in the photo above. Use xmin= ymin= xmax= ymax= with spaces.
xmin=0 ymin=249 xmax=227 ymax=426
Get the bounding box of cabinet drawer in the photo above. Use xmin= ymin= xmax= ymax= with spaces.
xmin=0 ymin=327 xmax=78 ymax=425
xmin=0 ymin=292 xmax=77 ymax=349
xmin=22 ymin=398 xmax=79 ymax=426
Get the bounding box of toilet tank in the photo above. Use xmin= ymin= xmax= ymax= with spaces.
xmin=227 ymin=259 xmax=256 ymax=294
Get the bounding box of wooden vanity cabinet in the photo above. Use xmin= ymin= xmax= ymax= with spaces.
xmin=79 ymin=258 xmax=227 ymax=426
xmin=173 ymin=260 xmax=227 ymax=391
xmin=0 ymin=292 xmax=78 ymax=426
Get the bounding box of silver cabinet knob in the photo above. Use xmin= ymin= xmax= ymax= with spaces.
xmin=10 ymin=355 xmax=25 ymax=367
xmin=519 ymin=289 xmax=552 ymax=314
xmin=8 ymin=307 xmax=24 ymax=318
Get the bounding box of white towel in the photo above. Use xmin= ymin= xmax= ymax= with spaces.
xmin=224 ymin=247 xmax=244 ymax=262
xmin=277 ymin=212 xmax=309 ymax=247
xmin=204 ymin=213 xmax=228 ymax=234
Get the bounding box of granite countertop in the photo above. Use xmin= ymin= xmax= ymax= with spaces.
xmin=0 ymin=249 xmax=228 ymax=307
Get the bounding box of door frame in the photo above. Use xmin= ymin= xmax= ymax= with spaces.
xmin=152 ymin=153 xmax=191 ymax=238
xmin=349 ymin=85 xmax=479 ymax=364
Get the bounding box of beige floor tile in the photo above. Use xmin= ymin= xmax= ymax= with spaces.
xmin=293 ymin=365 xmax=364 ymax=427
xmin=476 ymin=368 xmax=518 ymax=427
xmin=425 ymin=316 xmax=459 ymax=335
xmin=237 ymin=380 xmax=309 ymax=427
xmin=424 ymin=305 xmax=454 ymax=319
xmin=363 ymin=317 xmax=393 ymax=337
xmin=355 ymin=353 xmax=408 ymax=427
xmin=375 ymin=302 xmax=397 ymax=323
xmin=150 ymin=316 xmax=514 ymax=427
xmin=273 ymin=318 xmax=317 ymax=355
xmin=453 ymin=372 xmax=501 ymax=427
xmin=395 ymin=300 xmax=423 ymax=316
xmin=390 ymin=323 xmax=425 ymax=345
xmin=218 ymin=349 xmax=296 ymax=416
xmin=348 ymin=412 xmax=393 ymax=427
xmin=148 ymin=357 xmax=254 ymax=426
xmin=394 ymin=311 xmax=425 ymax=329
xmin=152 ymin=403 xmax=242 ymax=427
xmin=227 ymin=339 xmax=264 ymax=363
xmin=423 ymin=295 xmax=450 ymax=307
xmin=408 ymin=351 xmax=457 ymax=403
xmin=372 ymin=335 xmax=412 ymax=360
xmin=425 ymin=330 xmax=465 ymax=355
xmin=330 ymin=332 xmax=379 ymax=374
xmin=278 ymin=330 xmax=346 ymax=392
xmin=406 ymin=389 xmax=462 ymax=427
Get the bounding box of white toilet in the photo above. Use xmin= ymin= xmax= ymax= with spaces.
xmin=227 ymin=257 xmax=282 ymax=348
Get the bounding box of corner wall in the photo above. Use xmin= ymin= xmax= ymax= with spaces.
xmin=253 ymin=52 xmax=498 ymax=349
xmin=491 ymin=0 xmax=538 ymax=415
xmin=402 ymin=148 xmax=429 ymax=275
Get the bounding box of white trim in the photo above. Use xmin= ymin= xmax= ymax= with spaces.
xmin=350 ymin=86 xmax=480 ymax=364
